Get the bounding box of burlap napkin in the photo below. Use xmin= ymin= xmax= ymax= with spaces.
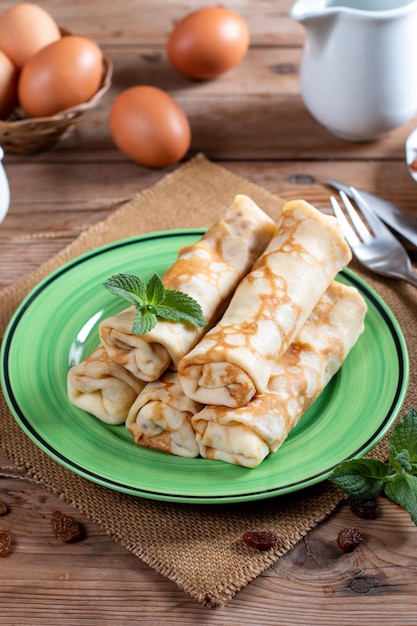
xmin=1 ymin=154 xmax=416 ymax=607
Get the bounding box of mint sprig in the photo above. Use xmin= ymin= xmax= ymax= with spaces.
xmin=329 ymin=407 xmax=417 ymax=526
xmin=104 ymin=273 xmax=206 ymax=336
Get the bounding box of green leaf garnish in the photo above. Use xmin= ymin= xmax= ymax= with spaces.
xmin=389 ymin=406 xmax=417 ymax=472
xmin=384 ymin=473 xmax=417 ymax=526
xmin=330 ymin=458 xmax=389 ymax=500
xmin=104 ymin=272 xmax=206 ymax=336
xmin=329 ymin=407 xmax=417 ymax=526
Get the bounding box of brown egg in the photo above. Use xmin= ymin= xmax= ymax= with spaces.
xmin=0 ymin=49 xmax=18 ymax=119
xmin=0 ymin=2 xmax=61 ymax=70
xmin=18 ymin=35 xmax=103 ymax=118
xmin=109 ymin=86 xmax=191 ymax=168
xmin=167 ymin=6 xmax=250 ymax=80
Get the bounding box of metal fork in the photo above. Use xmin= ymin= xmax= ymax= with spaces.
xmin=330 ymin=187 xmax=417 ymax=288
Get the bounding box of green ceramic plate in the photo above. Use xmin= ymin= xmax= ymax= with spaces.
xmin=1 ymin=230 xmax=409 ymax=503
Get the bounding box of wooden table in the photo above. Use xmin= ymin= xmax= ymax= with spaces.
xmin=1 ymin=1 xmax=417 ymax=623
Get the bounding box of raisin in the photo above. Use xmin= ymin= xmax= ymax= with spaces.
xmin=242 ymin=531 xmax=277 ymax=550
xmin=337 ymin=527 xmax=363 ymax=553
xmin=0 ymin=501 xmax=8 ymax=516
xmin=0 ymin=527 xmax=11 ymax=557
xmin=349 ymin=498 xmax=378 ymax=519
xmin=51 ymin=510 xmax=82 ymax=543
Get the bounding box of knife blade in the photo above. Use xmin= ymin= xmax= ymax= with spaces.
xmin=326 ymin=178 xmax=417 ymax=248
xmin=0 ymin=147 xmax=10 ymax=223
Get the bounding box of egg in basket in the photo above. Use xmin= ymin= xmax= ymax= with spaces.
xmin=0 ymin=3 xmax=112 ymax=154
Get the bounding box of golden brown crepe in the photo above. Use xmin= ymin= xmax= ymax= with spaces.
xmin=191 ymin=281 xmax=367 ymax=468
xmin=178 ymin=199 xmax=352 ymax=408
xmin=125 ymin=371 xmax=203 ymax=457
xmin=99 ymin=194 xmax=278 ymax=382
xmin=67 ymin=346 xmax=145 ymax=425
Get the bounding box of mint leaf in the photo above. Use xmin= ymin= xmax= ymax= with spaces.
xmin=330 ymin=458 xmax=389 ymax=499
xmin=146 ymin=273 xmax=165 ymax=306
xmin=389 ymin=407 xmax=417 ymax=473
xmin=104 ymin=272 xmax=206 ymax=335
xmin=384 ymin=473 xmax=417 ymax=526
xmin=155 ymin=289 xmax=206 ymax=328
xmin=394 ymin=449 xmax=413 ymax=473
xmin=132 ymin=308 xmax=157 ymax=336
xmin=104 ymin=274 xmax=147 ymax=308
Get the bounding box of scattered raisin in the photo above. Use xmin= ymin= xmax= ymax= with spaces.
xmin=337 ymin=527 xmax=363 ymax=553
xmin=0 ymin=527 xmax=11 ymax=557
xmin=349 ymin=498 xmax=378 ymax=519
xmin=242 ymin=531 xmax=277 ymax=551
xmin=0 ymin=501 xmax=8 ymax=516
xmin=51 ymin=510 xmax=82 ymax=543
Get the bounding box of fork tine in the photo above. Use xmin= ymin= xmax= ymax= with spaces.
xmin=330 ymin=196 xmax=360 ymax=246
xmin=349 ymin=186 xmax=393 ymax=239
xmin=339 ymin=191 xmax=373 ymax=244
xmin=331 ymin=187 xmax=417 ymax=288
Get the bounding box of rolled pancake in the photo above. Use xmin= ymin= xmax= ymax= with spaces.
xmin=191 ymin=281 xmax=367 ymax=468
xmin=67 ymin=346 xmax=145 ymax=425
xmin=126 ymin=371 xmax=203 ymax=457
xmin=178 ymin=200 xmax=352 ymax=407
xmin=99 ymin=194 xmax=278 ymax=382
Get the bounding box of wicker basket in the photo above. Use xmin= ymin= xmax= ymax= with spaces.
xmin=0 ymin=41 xmax=113 ymax=154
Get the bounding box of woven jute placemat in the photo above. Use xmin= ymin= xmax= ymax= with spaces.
xmin=1 ymin=154 xmax=416 ymax=607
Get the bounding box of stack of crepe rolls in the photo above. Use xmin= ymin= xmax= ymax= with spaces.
xmin=67 ymin=346 xmax=146 ymax=425
xmin=98 ymin=194 xmax=278 ymax=382
xmin=68 ymin=196 xmax=367 ymax=469
xmin=191 ymin=281 xmax=367 ymax=467
xmin=67 ymin=194 xmax=278 ymax=426
xmin=178 ymin=199 xmax=353 ymax=408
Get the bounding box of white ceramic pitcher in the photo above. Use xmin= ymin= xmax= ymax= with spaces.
xmin=290 ymin=0 xmax=417 ymax=141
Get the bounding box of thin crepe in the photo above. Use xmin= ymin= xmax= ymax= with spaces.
xmin=178 ymin=200 xmax=352 ymax=408
xmin=125 ymin=371 xmax=203 ymax=457
xmin=98 ymin=194 xmax=278 ymax=382
xmin=191 ymin=281 xmax=367 ymax=468
xmin=67 ymin=346 xmax=145 ymax=425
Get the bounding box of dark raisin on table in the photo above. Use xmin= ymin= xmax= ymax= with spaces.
xmin=51 ymin=510 xmax=82 ymax=543
xmin=242 ymin=531 xmax=277 ymax=550
xmin=0 ymin=527 xmax=11 ymax=557
xmin=349 ymin=498 xmax=378 ymax=519
xmin=337 ymin=527 xmax=363 ymax=553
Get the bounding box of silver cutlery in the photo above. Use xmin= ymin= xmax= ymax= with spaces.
xmin=326 ymin=178 xmax=417 ymax=249
xmin=330 ymin=187 xmax=417 ymax=288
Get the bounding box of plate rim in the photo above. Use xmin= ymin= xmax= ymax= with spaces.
xmin=1 ymin=230 xmax=410 ymax=504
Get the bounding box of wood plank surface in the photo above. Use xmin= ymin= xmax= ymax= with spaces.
xmin=1 ymin=463 xmax=417 ymax=625
xmin=1 ymin=0 xmax=417 ymax=624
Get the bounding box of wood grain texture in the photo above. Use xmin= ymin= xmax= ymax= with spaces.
xmin=1 ymin=463 xmax=417 ymax=625
xmin=1 ymin=0 xmax=417 ymax=623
